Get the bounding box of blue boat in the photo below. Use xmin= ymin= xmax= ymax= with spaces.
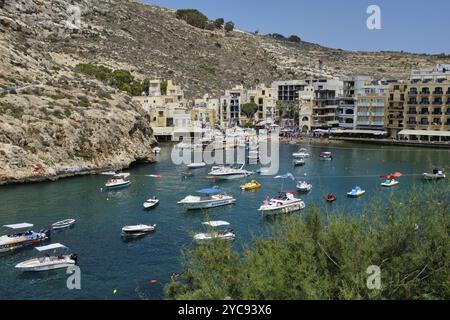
xmin=347 ymin=186 xmax=365 ymax=197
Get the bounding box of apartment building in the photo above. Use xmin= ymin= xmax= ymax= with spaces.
xmin=337 ymin=76 xmax=370 ymax=129
xmin=245 ymin=84 xmax=277 ymax=123
xmin=355 ymin=82 xmax=389 ymax=130
xmin=298 ymin=85 xmax=315 ymax=132
xmin=309 ymin=79 xmax=343 ymax=130
xmin=192 ymin=94 xmax=219 ymax=128
xmin=272 ymin=80 xmax=309 ymax=102
xmin=220 ymin=85 xmax=245 ymax=128
xmin=386 ymin=81 xmax=407 ymax=138
xmin=402 ymin=64 xmax=450 ymax=142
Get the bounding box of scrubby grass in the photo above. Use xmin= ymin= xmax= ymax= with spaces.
xmin=165 ymin=185 xmax=450 ymax=300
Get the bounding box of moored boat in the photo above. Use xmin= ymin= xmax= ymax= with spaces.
xmin=423 ymin=168 xmax=446 ymax=180
xmin=0 ymin=223 xmax=50 ymax=253
xmin=187 ymin=162 xmax=206 ymax=169
xmin=296 ymin=181 xmax=312 ymax=192
xmin=121 ymin=224 xmax=156 ymax=236
xmin=325 ymin=194 xmax=337 ymax=202
xmin=15 ymin=243 xmax=77 ymax=272
xmin=381 ymin=179 xmax=399 ymax=187
xmin=194 ymin=221 xmax=235 ymax=241
xmin=319 ymin=152 xmax=332 ymax=160
xmin=152 ymin=147 xmax=161 ymax=154
xmin=208 ymin=164 xmax=253 ymax=180
xmin=178 ymin=188 xmax=236 ymax=210
xmin=240 ymin=180 xmax=262 ymax=191
xmin=258 ymin=192 xmax=306 ymax=216
xmin=52 ymin=219 xmax=76 ymax=230
xmin=347 ymin=186 xmax=365 ymax=197
xmin=143 ymin=197 xmax=159 ymax=210
xmin=293 ymin=148 xmax=310 ymax=158
xmin=105 ymin=173 xmax=131 ymax=189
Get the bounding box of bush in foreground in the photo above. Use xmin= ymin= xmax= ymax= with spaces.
xmin=165 ymin=186 xmax=450 ymax=300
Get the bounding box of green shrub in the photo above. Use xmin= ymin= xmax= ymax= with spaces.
xmin=214 ymin=18 xmax=224 ymax=29
xmin=224 ymin=21 xmax=235 ymax=32
xmin=288 ymin=35 xmax=301 ymax=43
xmin=166 ymin=186 xmax=450 ymax=300
xmin=175 ymin=9 xmax=208 ymax=29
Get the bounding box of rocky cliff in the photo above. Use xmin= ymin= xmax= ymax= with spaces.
xmin=0 ymin=0 xmax=448 ymax=184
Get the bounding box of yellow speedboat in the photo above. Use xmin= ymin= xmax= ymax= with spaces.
xmin=240 ymin=180 xmax=262 ymax=191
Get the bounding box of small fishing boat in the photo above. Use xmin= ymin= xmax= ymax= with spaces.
xmin=423 ymin=168 xmax=446 ymax=180
xmin=187 ymin=162 xmax=206 ymax=169
xmin=293 ymin=158 xmax=305 ymax=166
xmin=258 ymin=192 xmax=305 ymax=216
xmin=143 ymin=197 xmax=159 ymax=210
xmin=381 ymin=179 xmax=399 ymax=187
xmin=195 ymin=221 xmax=235 ymax=241
xmin=121 ymin=224 xmax=156 ymax=236
xmin=52 ymin=219 xmax=76 ymax=230
xmin=240 ymin=180 xmax=262 ymax=191
xmin=178 ymin=188 xmax=236 ymax=210
xmin=347 ymin=186 xmax=365 ymax=197
xmin=319 ymin=152 xmax=332 ymax=161
xmin=296 ymin=181 xmax=312 ymax=192
xmin=0 ymin=223 xmax=50 ymax=253
xmin=15 ymin=243 xmax=77 ymax=272
xmin=325 ymin=194 xmax=337 ymax=202
xmin=292 ymin=148 xmax=310 ymax=158
xmin=105 ymin=173 xmax=131 ymax=189
xmin=152 ymin=147 xmax=161 ymax=154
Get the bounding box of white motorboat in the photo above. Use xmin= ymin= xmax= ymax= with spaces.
xmin=319 ymin=152 xmax=332 ymax=160
xmin=208 ymin=164 xmax=253 ymax=180
xmin=423 ymin=168 xmax=446 ymax=180
xmin=347 ymin=186 xmax=365 ymax=197
xmin=105 ymin=173 xmax=131 ymax=189
xmin=195 ymin=221 xmax=235 ymax=241
xmin=187 ymin=162 xmax=206 ymax=169
xmin=152 ymin=147 xmax=161 ymax=154
xmin=381 ymin=179 xmax=399 ymax=187
xmin=121 ymin=224 xmax=156 ymax=236
xmin=296 ymin=181 xmax=312 ymax=192
xmin=293 ymin=158 xmax=305 ymax=166
xmin=52 ymin=219 xmax=76 ymax=230
xmin=194 ymin=230 xmax=236 ymax=241
xmin=15 ymin=243 xmax=77 ymax=272
xmin=292 ymin=148 xmax=310 ymax=158
xmin=258 ymin=193 xmax=306 ymax=216
xmin=178 ymin=188 xmax=236 ymax=210
xmin=0 ymin=223 xmax=50 ymax=253
xmin=143 ymin=197 xmax=159 ymax=210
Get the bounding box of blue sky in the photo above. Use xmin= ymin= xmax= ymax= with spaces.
xmin=143 ymin=0 xmax=450 ymax=54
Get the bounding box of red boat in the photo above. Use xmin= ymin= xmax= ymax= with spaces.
xmin=325 ymin=194 xmax=337 ymax=202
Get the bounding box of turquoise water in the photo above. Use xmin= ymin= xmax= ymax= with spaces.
xmin=0 ymin=142 xmax=448 ymax=300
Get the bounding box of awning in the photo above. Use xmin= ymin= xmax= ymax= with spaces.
xmin=197 ymin=188 xmax=222 ymax=194
xmin=398 ymin=130 xmax=450 ymax=137
xmin=331 ymin=129 xmax=387 ymax=136
xmin=3 ymin=223 xmax=33 ymax=229
xmin=36 ymin=243 xmax=67 ymax=252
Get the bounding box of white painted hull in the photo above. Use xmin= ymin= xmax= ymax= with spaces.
xmin=259 ymin=201 xmax=305 ymax=216
xmin=179 ymin=198 xmax=236 ymax=210
xmin=16 ymin=257 xmax=75 ymax=272
xmin=105 ymin=181 xmax=131 ymax=189
xmin=208 ymin=172 xmax=252 ymax=180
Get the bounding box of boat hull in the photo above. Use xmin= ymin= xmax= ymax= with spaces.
xmin=179 ymin=198 xmax=236 ymax=210
xmin=105 ymin=181 xmax=131 ymax=189
xmin=259 ymin=201 xmax=305 ymax=216
xmin=16 ymin=259 xmax=75 ymax=272
xmin=208 ymin=173 xmax=251 ymax=180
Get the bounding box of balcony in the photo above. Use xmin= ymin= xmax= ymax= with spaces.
xmin=432 ymin=111 xmax=443 ymax=115
xmin=419 ymin=111 xmax=429 ymax=115
xmin=406 ymin=121 xmax=417 ymax=125
xmin=433 ymin=100 xmax=443 ymax=105
xmin=419 ymin=100 xmax=430 ymax=105
xmin=407 ymin=110 xmax=417 ymax=115
xmin=407 ymin=100 xmax=417 ymax=105
xmin=433 ymin=91 xmax=443 ymax=96
xmin=420 ymin=91 xmax=430 ymax=96
xmin=418 ymin=121 xmax=430 ymax=126
xmin=407 ymin=91 xmax=418 ymax=95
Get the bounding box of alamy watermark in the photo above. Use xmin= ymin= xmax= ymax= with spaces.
xmin=366 ymin=265 xmax=381 ymax=290
xmin=66 ymin=265 xmax=81 ymax=290
xmin=367 ymin=5 xmax=381 ymax=30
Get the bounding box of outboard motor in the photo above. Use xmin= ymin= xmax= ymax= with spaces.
xmin=70 ymin=254 xmax=78 ymax=265
xmin=39 ymin=228 xmax=51 ymax=239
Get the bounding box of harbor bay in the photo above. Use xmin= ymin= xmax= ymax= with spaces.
xmin=0 ymin=142 xmax=448 ymax=300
